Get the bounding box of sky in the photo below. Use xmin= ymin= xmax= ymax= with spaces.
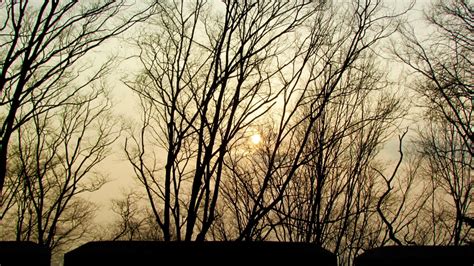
xmin=85 ymin=0 xmax=436 ymax=227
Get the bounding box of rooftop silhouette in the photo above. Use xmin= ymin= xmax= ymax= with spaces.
xmin=64 ymin=241 xmax=337 ymax=266
xmin=0 ymin=241 xmax=50 ymax=266
xmin=355 ymin=245 xmax=474 ymax=266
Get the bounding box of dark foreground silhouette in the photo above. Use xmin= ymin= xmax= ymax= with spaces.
xmin=354 ymin=245 xmax=474 ymax=266
xmin=0 ymin=241 xmax=50 ymax=266
xmin=64 ymin=241 xmax=336 ymax=266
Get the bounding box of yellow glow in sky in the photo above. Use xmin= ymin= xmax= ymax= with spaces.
xmin=250 ymin=133 xmax=262 ymax=145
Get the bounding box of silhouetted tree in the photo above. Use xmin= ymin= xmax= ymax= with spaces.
xmin=124 ymin=0 xmax=324 ymax=241
xmin=219 ymin=0 xmax=409 ymax=244
xmin=125 ymin=2 xmax=415 ymax=255
xmin=394 ymin=0 xmax=473 ymax=246
xmin=108 ymin=190 xmax=163 ymax=241
xmin=0 ymin=86 xmax=121 ymax=258
xmin=218 ymin=15 xmax=408 ymax=266
xmin=0 ymin=0 xmax=155 ymax=196
xmin=375 ymin=130 xmax=414 ymax=246
xmin=376 ymin=120 xmax=473 ymax=247
xmin=395 ymin=0 xmax=473 ymax=156
xmin=416 ymin=118 xmax=472 ymax=245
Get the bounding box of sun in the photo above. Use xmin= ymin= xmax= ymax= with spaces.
xmin=250 ymin=133 xmax=262 ymax=145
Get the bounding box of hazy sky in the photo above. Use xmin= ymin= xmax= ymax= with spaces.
xmin=87 ymin=0 xmax=437 ymax=226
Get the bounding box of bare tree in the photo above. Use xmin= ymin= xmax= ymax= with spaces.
xmin=0 ymin=0 xmax=155 ymax=195
xmin=393 ymin=0 xmax=473 ymax=246
xmin=373 ymin=129 xmax=428 ymax=247
xmin=395 ymin=0 xmax=473 ymax=156
xmin=124 ymin=2 xmax=415 ymax=255
xmin=375 ymin=119 xmax=474 ymax=247
xmin=108 ymin=190 xmax=163 ymax=241
xmin=125 ymin=0 xmax=323 ymax=241
xmin=415 ymin=117 xmax=473 ymax=245
xmin=224 ymin=0 xmax=410 ymax=244
xmin=0 ymin=86 xmax=121 ymax=257
xmin=219 ymin=40 xmax=407 ymax=266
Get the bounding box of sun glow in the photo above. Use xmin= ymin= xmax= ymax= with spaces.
xmin=250 ymin=133 xmax=262 ymax=145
